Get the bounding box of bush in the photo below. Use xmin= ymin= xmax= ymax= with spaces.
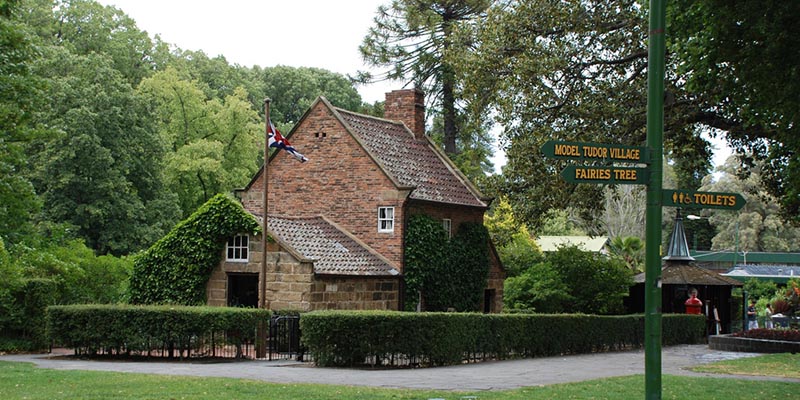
xmin=46 ymin=304 xmax=270 ymax=357
xmin=300 ymin=311 xmax=705 ymax=367
xmin=0 ymin=279 xmax=56 ymax=352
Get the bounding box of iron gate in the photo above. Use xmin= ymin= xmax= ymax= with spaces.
xmin=268 ymin=315 xmax=304 ymax=361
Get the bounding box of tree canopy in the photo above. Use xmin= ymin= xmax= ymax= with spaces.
xmin=360 ymin=0 xmax=491 ymax=154
xmin=454 ymin=0 xmax=800 ymax=228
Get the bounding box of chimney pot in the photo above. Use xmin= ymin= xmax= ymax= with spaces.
xmin=384 ymin=89 xmax=425 ymax=139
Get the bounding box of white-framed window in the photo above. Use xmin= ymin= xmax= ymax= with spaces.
xmin=226 ymin=234 xmax=249 ymax=262
xmin=378 ymin=206 xmax=395 ymax=233
xmin=442 ymin=218 xmax=452 ymax=238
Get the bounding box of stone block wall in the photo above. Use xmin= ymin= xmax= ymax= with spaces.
xmin=308 ymin=277 xmax=400 ymax=310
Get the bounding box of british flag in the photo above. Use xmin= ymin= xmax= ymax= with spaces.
xmin=268 ymin=121 xmax=308 ymax=162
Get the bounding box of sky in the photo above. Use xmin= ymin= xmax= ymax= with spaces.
xmin=96 ymin=0 xmax=731 ymax=174
xmin=97 ymin=0 xmax=398 ymax=103
xmin=97 ymin=0 xmax=509 ymax=170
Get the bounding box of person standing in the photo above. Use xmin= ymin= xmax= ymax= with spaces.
xmin=764 ymin=303 xmax=774 ymax=329
xmin=747 ymin=299 xmax=758 ymax=330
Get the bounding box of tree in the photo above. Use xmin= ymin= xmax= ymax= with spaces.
xmin=258 ymin=65 xmax=363 ymax=125
xmin=699 ymin=157 xmax=800 ymax=252
xmin=29 ymin=47 xmax=179 ymax=255
xmin=455 ymin=0 xmax=800 ymax=228
xmin=24 ymin=0 xmax=156 ymax=85
xmin=670 ymin=0 xmax=800 ymax=223
xmin=359 ymin=0 xmax=491 ymax=154
xmin=609 ymin=236 xmax=644 ymax=272
xmin=137 ymin=68 xmax=262 ymax=216
xmin=0 ymin=0 xmax=43 ymax=243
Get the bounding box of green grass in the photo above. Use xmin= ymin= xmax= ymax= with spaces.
xmin=0 ymin=360 xmax=797 ymax=400
xmin=692 ymin=353 xmax=800 ymax=379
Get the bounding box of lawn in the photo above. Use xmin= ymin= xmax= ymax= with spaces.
xmin=691 ymin=353 xmax=800 ymax=379
xmin=1 ymin=360 xmax=797 ymax=400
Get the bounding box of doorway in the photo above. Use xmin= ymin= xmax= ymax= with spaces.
xmin=227 ymin=273 xmax=259 ymax=308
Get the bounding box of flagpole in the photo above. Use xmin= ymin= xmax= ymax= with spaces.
xmin=261 ymin=98 xmax=271 ymax=310
xmin=257 ymin=98 xmax=270 ymax=359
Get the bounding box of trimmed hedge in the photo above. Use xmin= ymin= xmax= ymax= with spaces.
xmin=47 ymin=304 xmax=270 ymax=357
xmin=300 ymin=311 xmax=706 ymax=367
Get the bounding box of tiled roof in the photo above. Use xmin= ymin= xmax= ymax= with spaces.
xmin=336 ymin=109 xmax=487 ymax=208
xmin=267 ymin=215 xmax=400 ymax=277
xmin=724 ymin=265 xmax=800 ymax=278
xmin=634 ymin=263 xmax=742 ymax=286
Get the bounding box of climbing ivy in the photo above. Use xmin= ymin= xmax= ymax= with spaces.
xmin=404 ymin=215 xmax=448 ymax=311
xmin=404 ymin=214 xmax=491 ymax=312
xmin=128 ymin=194 xmax=260 ymax=305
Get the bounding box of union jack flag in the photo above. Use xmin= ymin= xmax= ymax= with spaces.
xmin=268 ymin=121 xmax=308 ymax=162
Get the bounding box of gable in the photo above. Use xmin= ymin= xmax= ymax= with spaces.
xmin=335 ymin=108 xmax=488 ymax=208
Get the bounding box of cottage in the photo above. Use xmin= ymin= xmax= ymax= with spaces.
xmin=206 ymin=89 xmax=505 ymax=312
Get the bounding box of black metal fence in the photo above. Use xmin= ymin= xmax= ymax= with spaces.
xmin=61 ymin=315 xmax=305 ymax=361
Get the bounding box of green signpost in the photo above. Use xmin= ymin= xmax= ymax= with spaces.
xmin=540 ymin=2 xmax=744 ymax=398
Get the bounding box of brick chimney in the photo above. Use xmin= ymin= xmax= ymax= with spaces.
xmin=384 ymin=89 xmax=425 ymax=139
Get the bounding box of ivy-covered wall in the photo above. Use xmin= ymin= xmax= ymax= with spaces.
xmin=404 ymin=214 xmax=490 ymax=312
xmin=129 ymin=194 xmax=260 ymax=305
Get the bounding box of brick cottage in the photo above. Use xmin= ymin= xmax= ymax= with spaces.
xmin=206 ymin=89 xmax=505 ymax=312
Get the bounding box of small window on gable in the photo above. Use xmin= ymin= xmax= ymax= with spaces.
xmin=442 ymin=218 xmax=452 ymax=238
xmin=226 ymin=234 xmax=249 ymax=262
xmin=378 ymin=207 xmax=395 ymax=233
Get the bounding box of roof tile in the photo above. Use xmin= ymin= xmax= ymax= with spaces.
xmin=268 ymin=215 xmax=399 ymax=277
xmin=337 ymin=109 xmax=486 ymax=207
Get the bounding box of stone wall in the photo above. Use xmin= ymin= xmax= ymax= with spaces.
xmin=207 ymin=233 xmax=399 ymax=311
xmin=709 ymin=334 xmax=800 ymax=353
xmin=308 ymin=276 xmax=400 ymax=311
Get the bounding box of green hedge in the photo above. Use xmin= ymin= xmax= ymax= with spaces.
xmin=0 ymin=279 xmax=57 ymax=352
xmin=47 ymin=304 xmax=270 ymax=357
xmin=300 ymin=311 xmax=706 ymax=367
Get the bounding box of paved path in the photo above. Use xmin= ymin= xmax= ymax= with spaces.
xmin=1 ymin=345 xmax=795 ymax=391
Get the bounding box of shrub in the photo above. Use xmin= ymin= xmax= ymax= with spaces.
xmin=300 ymin=311 xmax=705 ymax=367
xmin=46 ymin=304 xmax=270 ymax=357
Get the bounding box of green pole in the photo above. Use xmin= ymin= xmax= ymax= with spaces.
xmin=645 ymin=0 xmax=666 ymax=399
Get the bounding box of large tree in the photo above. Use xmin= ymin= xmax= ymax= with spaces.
xmin=29 ymin=47 xmax=179 ymax=255
xmin=699 ymin=157 xmax=800 ymax=253
xmin=0 ymin=0 xmax=42 ymax=243
xmin=455 ymin=0 xmax=798 ymax=228
xmin=359 ymin=0 xmax=491 ymax=154
xmin=669 ymin=0 xmax=800 ymax=223
xmin=137 ymin=67 xmax=262 ymax=217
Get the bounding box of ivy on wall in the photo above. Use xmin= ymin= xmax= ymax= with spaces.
xmin=404 ymin=214 xmax=490 ymax=312
xmin=129 ymin=194 xmax=260 ymax=305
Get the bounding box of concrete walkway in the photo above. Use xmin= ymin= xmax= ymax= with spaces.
xmin=1 ymin=345 xmax=794 ymax=391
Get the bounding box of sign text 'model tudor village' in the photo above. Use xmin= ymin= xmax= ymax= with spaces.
xmin=552 ymin=142 xmax=642 ymax=161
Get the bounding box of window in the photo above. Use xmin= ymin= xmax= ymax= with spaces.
xmin=226 ymin=234 xmax=249 ymax=262
xmin=378 ymin=207 xmax=394 ymax=233
xmin=442 ymin=219 xmax=452 ymax=238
